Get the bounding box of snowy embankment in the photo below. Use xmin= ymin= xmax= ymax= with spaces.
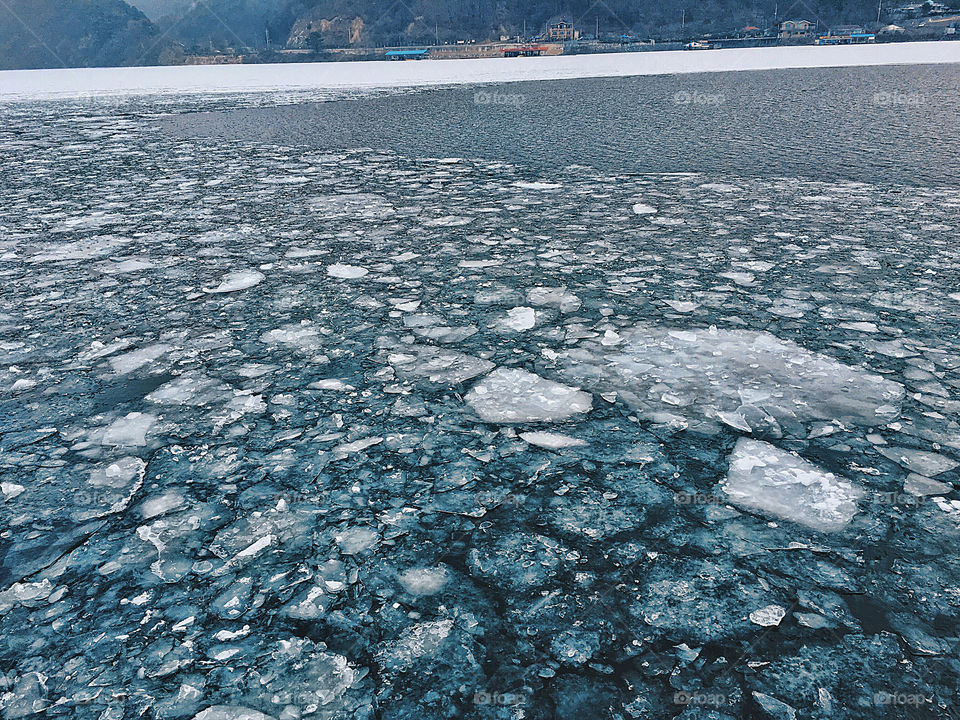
xmin=1 ymin=40 xmax=958 ymax=101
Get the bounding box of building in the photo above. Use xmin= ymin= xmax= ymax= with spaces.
xmin=546 ymin=20 xmax=577 ymax=41
xmin=778 ymin=19 xmax=815 ymax=39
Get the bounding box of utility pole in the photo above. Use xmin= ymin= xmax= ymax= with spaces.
xmin=877 ymin=0 xmax=883 ymax=22
xmin=265 ymin=27 xmax=270 ymax=50
xmin=435 ymin=22 xmax=439 ymax=46
xmin=596 ymin=16 xmax=600 ymax=40
xmin=681 ymin=9 xmax=685 ymax=30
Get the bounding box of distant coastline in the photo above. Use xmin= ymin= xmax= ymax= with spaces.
xmin=2 ymin=40 xmax=958 ymax=102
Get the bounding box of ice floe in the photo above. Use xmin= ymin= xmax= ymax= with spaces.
xmin=559 ymin=324 xmax=904 ymax=436
xmin=465 ymin=367 xmax=593 ymax=423
xmin=202 ymin=269 xmax=265 ymax=293
xmin=722 ymin=438 xmax=864 ymax=531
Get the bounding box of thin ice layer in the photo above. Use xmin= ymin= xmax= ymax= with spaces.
xmin=559 ymin=324 xmax=904 ymax=436
xmin=722 ymin=438 xmax=863 ymax=532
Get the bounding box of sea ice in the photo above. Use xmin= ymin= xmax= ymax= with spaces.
xmin=109 ymin=344 xmax=171 ymax=374
xmin=102 ymin=412 xmax=156 ymax=447
xmin=558 ymin=324 xmax=904 ymax=437
xmin=750 ymin=604 xmax=787 ymax=627
xmin=397 ymin=567 xmax=450 ymax=596
xmin=496 ymin=306 xmax=536 ymax=332
xmin=526 ymin=287 xmax=581 ymax=313
xmin=202 ymin=269 xmax=264 ymax=293
xmin=519 ymin=431 xmax=588 ymax=449
xmin=879 ymin=446 xmax=959 ymax=476
xmin=193 ymin=707 xmax=276 ymax=720
xmin=465 ymin=367 xmax=593 ymax=423
xmin=722 ymin=438 xmax=863 ymax=532
xmin=388 ymin=345 xmax=494 ymax=385
xmin=327 ymin=263 xmax=368 ymax=279
xmin=632 ymin=202 xmax=658 ymax=215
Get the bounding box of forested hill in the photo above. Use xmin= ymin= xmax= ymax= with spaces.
xmin=0 ymin=0 xmax=159 ymax=70
xmin=140 ymin=0 xmax=895 ymax=50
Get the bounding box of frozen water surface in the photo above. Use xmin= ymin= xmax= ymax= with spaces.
xmin=0 ymin=68 xmax=958 ymax=720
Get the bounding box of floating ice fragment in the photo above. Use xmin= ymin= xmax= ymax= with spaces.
xmin=722 ymin=438 xmax=863 ymax=532
xmin=332 ymin=437 xmax=382 ymax=456
xmin=1 ymin=482 xmax=25 ymax=500
xmin=109 ymin=344 xmax=171 ymax=374
xmin=466 ymin=368 xmax=593 ymax=423
xmin=903 ymin=473 xmax=953 ymax=496
xmin=377 ymin=619 xmax=455 ymax=673
xmin=632 ymin=202 xmax=658 ymax=215
xmin=839 ymin=321 xmax=879 ymax=333
xmin=520 ymin=432 xmax=588 ymax=449
xmin=336 ymin=526 xmax=379 ymax=555
xmin=102 ymin=412 xmax=156 ymax=447
xmin=750 ymin=604 xmax=787 ymax=627
xmin=398 ymin=567 xmax=450 ymax=596
xmin=203 ymin=270 xmax=264 ymax=294
xmin=497 ymin=306 xmax=536 ymax=332
xmin=192 ymin=707 xmax=276 ymax=720
xmin=751 ymin=693 xmax=797 ymax=720
xmin=388 ymin=345 xmax=494 ymax=385
xmin=515 ymin=181 xmax=561 ymax=190
xmin=527 ymin=287 xmax=581 ymax=313
xmin=663 ymin=300 xmax=699 ymax=313
xmin=261 ymin=322 xmax=323 ymax=352
xmin=309 ymin=379 xmax=355 ymax=391
xmin=558 ymin=324 xmax=904 ymax=437
xmin=327 ymin=263 xmax=368 ymax=279
xmin=879 ymin=446 xmax=958 ymax=476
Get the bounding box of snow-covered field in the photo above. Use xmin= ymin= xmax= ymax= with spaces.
xmin=0 ymin=40 xmax=957 ymax=101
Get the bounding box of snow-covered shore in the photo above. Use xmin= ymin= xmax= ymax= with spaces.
xmin=1 ymin=40 xmax=958 ymax=101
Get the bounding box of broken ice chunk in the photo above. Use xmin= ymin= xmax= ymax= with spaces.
xmin=519 ymin=431 xmax=588 ymax=450
xmin=192 ymin=706 xmax=276 ymax=720
xmin=388 ymin=345 xmax=494 ymax=385
xmin=102 ymin=412 xmax=156 ymax=447
xmin=109 ymin=344 xmax=171 ymax=374
xmin=632 ymin=202 xmax=658 ymax=215
xmin=397 ymin=567 xmax=450 ymax=596
xmin=558 ymin=324 xmax=904 ymax=438
xmin=750 ymin=604 xmax=787 ymax=627
xmin=336 ymin=526 xmax=379 ymax=555
xmin=327 ymin=263 xmax=368 ymax=279
xmin=466 ymin=368 xmax=593 ymax=423
xmin=903 ymin=473 xmax=953 ymax=496
xmin=722 ymin=438 xmax=863 ymax=532
xmin=879 ymin=446 xmax=958 ymax=477
xmin=202 ymin=270 xmax=264 ymax=294
xmin=526 ymin=287 xmax=581 ymax=313
xmin=496 ymin=306 xmax=536 ymax=332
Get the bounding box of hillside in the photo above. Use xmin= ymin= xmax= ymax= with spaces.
xmin=0 ymin=0 xmax=160 ymax=70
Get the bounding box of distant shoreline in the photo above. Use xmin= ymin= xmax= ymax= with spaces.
xmin=1 ymin=40 xmax=958 ymax=102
